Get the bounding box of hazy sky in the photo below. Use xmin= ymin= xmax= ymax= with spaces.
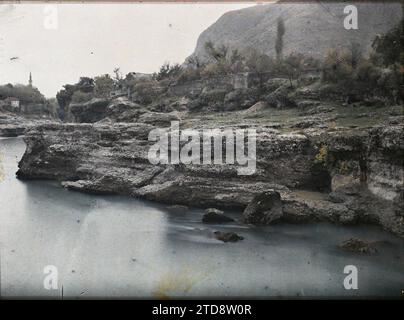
xmin=0 ymin=3 xmax=255 ymax=97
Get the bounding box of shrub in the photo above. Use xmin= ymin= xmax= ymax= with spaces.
xmin=322 ymin=48 xmax=354 ymax=84
xmin=314 ymin=145 xmax=328 ymax=165
xmin=94 ymin=74 xmax=115 ymax=98
xmin=132 ymin=80 xmax=163 ymax=105
xmin=176 ymin=68 xmax=201 ymax=83
xmin=155 ymin=63 xmax=182 ymax=81
xmin=245 ymin=50 xmax=275 ymax=73
xmin=372 ymin=15 xmax=403 ymax=67
xmin=70 ymin=91 xmax=93 ymax=103
xmin=200 ymin=63 xmax=229 ymax=78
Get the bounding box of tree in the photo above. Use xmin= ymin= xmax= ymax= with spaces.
xmin=372 ymin=15 xmax=403 ymax=67
xmin=155 ymin=62 xmax=182 ymax=81
xmin=56 ymin=84 xmax=77 ymax=112
xmin=56 ymin=77 xmax=95 ymax=117
xmin=113 ymin=68 xmax=125 ymax=89
xmin=282 ymin=53 xmax=304 ymax=87
xmin=71 ymin=91 xmax=93 ymax=103
xmin=245 ymin=49 xmax=274 ymax=73
xmin=94 ymin=74 xmax=115 ymax=97
xmin=345 ymin=42 xmax=363 ymax=69
xmin=0 ymin=84 xmax=46 ymax=104
xmin=322 ymin=48 xmax=353 ymax=83
xmin=76 ymin=77 xmax=94 ymax=93
xmin=275 ymin=17 xmax=286 ymax=60
xmin=113 ymin=68 xmax=122 ymax=81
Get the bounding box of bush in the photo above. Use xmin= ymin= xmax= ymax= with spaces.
xmin=372 ymin=16 xmax=403 ymax=67
xmin=176 ymin=68 xmax=201 ymax=83
xmin=132 ymin=80 xmax=164 ymax=105
xmin=314 ymin=146 xmax=328 ymax=165
xmin=94 ymin=74 xmax=115 ymax=98
xmin=245 ymin=50 xmax=275 ymax=73
xmin=200 ymin=63 xmax=229 ymax=78
xmin=70 ymin=91 xmax=93 ymax=103
xmin=155 ymin=63 xmax=182 ymax=81
xmin=322 ymin=48 xmax=354 ymax=84
xmin=354 ymin=60 xmax=381 ymax=84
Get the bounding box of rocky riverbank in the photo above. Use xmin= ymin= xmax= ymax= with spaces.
xmin=0 ymin=113 xmax=59 ymax=137
xmin=16 ymin=106 xmax=404 ymax=237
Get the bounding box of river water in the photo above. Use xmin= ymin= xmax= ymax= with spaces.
xmin=0 ymin=137 xmax=403 ymax=298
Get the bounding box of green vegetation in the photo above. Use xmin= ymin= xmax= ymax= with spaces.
xmin=54 ymin=12 xmax=403 ymax=117
xmin=154 ymin=63 xmax=182 ymax=81
xmin=314 ymin=146 xmax=328 ymax=165
xmin=321 ymin=13 xmax=403 ymax=104
xmin=56 ymin=77 xmax=95 ymax=119
xmin=275 ymin=17 xmax=285 ymax=61
xmin=372 ymin=14 xmax=403 ymax=67
xmin=0 ymin=83 xmax=46 ymax=104
xmin=338 ymin=161 xmax=351 ymax=175
xmin=94 ymin=74 xmax=115 ymax=98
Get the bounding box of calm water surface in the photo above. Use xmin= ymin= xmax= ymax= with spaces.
xmin=0 ymin=137 xmax=403 ymax=298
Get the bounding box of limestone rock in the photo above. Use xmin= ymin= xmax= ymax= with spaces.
xmin=202 ymin=208 xmax=234 ymax=223
xmin=67 ymin=98 xmax=110 ymax=123
xmin=339 ymin=238 xmax=378 ymax=255
xmin=214 ymin=231 xmax=244 ymax=243
xmin=243 ymin=191 xmax=283 ymax=224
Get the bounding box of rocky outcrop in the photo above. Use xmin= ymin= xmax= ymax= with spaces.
xmin=214 ymin=231 xmax=244 ymax=243
xmin=243 ymin=190 xmax=283 ymax=224
xmin=105 ymin=98 xmax=145 ymax=122
xmin=202 ymin=208 xmax=234 ymax=223
xmin=0 ymin=124 xmax=26 ymax=137
xmin=0 ymin=114 xmax=59 ymax=137
xmin=339 ymin=238 xmax=378 ymax=254
xmin=67 ymin=98 xmax=110 ymax=123
xmin=16 ymin=120 xmax=404 ymax=237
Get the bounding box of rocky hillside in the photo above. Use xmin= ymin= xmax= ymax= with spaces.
xmin=190 ymin=2 xmax=402 ymax=61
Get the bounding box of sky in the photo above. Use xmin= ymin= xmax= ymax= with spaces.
xmin=0 ymin=3 xmax=255 ymax=97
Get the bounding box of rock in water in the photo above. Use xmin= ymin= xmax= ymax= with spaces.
xmin=339 ymin=238 xmax=378 ymax=255
xmin=166 ymin=205 xmax=189 ymax=214
xmin=202 ymin=208 xmax=234 ymax=223
xmin=214 ymin=231 xmax=244 ymax=243
xmin=243 ymin=190 xmax=283 ymax=224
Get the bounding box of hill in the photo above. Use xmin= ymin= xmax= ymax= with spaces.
xmin=189 ymin=2 xmax=402 ymax=61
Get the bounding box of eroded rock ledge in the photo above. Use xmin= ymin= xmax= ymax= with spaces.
xmin=16 ymin=121 xmax=404 ymax=237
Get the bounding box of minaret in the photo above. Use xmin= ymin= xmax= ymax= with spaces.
xmin=28 ymin=72 xmax=32 ymax=87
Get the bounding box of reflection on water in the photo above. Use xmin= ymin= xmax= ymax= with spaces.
xmin=0 ymin=137 xmax=403 ymax=298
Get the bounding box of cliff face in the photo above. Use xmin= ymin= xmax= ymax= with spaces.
xmin=16 ymin=116 xmax=404 ymax=237
xmin=190 ymin=2 xmax=402 ymax=61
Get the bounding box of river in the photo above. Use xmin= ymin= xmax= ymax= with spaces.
xmin=0 ymin=137 xmax=403 ymax=298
